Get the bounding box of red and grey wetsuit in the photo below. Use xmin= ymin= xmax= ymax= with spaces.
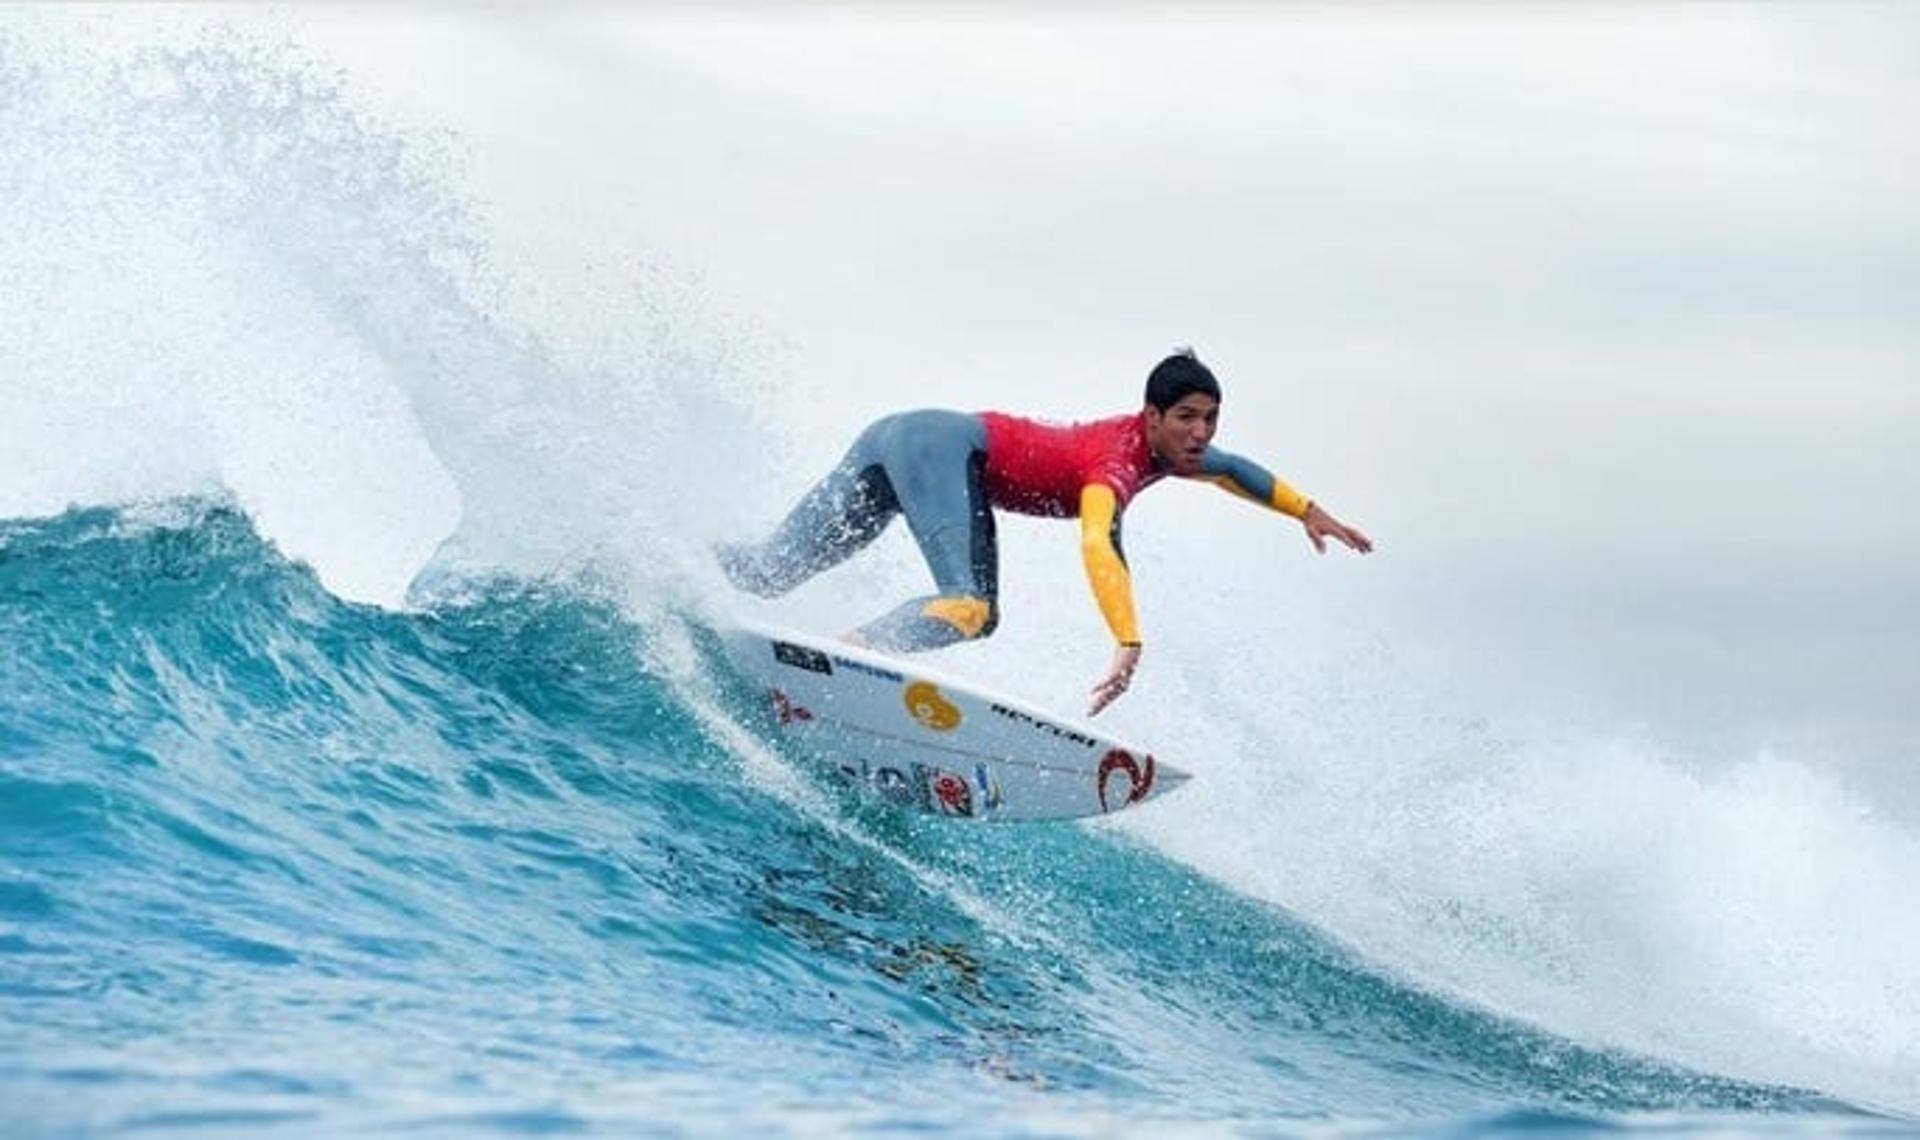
xmin=719 ymin=408 xmax=1311 ymax=652
xmin=979 ymin=410 xmax=1310 ymax=646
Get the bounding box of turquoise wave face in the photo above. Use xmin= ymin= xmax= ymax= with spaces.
xmin=0 ymin=504 xmax=1872 ymax=1135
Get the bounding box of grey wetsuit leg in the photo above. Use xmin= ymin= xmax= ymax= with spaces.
xmin=855 ymin=411 xmax=999 ymax=652
xmin=719 ymin=410 xmax=998 ymax=652
xmin=716 ymin=419 xmax=899 ymax=597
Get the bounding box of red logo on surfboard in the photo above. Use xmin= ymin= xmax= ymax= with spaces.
xmin=771 ymin=689 xmax=814 ymax=725
xmin=929 ymin=769 xmax=973 ymax=817
xmin=1096 ymin=749 xmax=1156 ymax=812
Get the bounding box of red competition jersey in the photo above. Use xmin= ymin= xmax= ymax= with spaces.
xmin=978 ymin=410 xmax=1165 ymax=517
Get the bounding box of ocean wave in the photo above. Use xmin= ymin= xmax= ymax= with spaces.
xmin=0 ymin=502 xmax=1866 ymax=1135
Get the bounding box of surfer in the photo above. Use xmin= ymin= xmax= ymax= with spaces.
xmin=718 ymin=349 xmax=1372 ymax=715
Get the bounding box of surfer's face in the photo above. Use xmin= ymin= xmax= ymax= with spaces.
xmin=1145 ymin=393 xmax=1219 ymax=475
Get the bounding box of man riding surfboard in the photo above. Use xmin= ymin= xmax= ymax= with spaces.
xmin=719 ymin=349 xmax=1373 ymax=715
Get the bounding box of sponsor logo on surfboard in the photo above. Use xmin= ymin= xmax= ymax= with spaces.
xmin=1096 ymin=749 xmax=1157 ymax=813
xmin=834 ymin=757 xmax=924 ymax=810
xmin=904 ymin=681 xmax=962 ymax=731
xmin=769 ymin=689 xmax=813 ymax=725
xmin=827 ymin=757 xmax=984 ymax=817
xmin=772 ymin=640 xmax=832 ymax=675
xmin=973 ymin=763 xmax=1004 ymax=812
xmin=989 ymin=703 xmax=1098 ymax=750
xmin=833 ymin=757 xmax=952 ymax=814
xmin=830 ymin=655 xmax=903 ymax=683
xmin=927 ymin=768 xmax=973 ymax=817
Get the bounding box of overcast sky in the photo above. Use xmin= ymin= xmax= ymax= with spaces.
xmin=234 ymin=4 xmax=1918 ymax=569
xmin=13 ymin=4 xmax=1917 ymax=785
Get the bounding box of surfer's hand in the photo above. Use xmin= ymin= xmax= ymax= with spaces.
xmin=1303 ymin=502 xmax=1373 ymax=555
xmin=1089 ymin=644 xmax=1142 ymax=717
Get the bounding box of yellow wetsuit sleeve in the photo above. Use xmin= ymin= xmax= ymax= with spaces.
xmin=1078 ymin=484 xmax=1141 ymax=645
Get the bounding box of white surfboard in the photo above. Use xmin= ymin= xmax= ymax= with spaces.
xmin=713 ymin=620 xmax=1190 ymax=822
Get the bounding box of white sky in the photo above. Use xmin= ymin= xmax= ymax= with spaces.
xmin=329 ymin=3 xmax=1920 ymax=788
xmin=13 ymin=3 xmax=1918 ymax=780
xmin=239 ymin=4 xmax=1918 ymax=566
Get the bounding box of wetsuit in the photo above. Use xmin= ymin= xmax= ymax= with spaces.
xmin=719 ymin=409 xmax=1311 ymax=652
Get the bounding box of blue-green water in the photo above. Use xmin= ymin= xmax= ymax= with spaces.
xmin=0 ymin=504 xmax=1895 ymax=1136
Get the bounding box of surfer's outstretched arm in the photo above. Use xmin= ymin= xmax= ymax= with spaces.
xmin=1079 ymin=484 xmax=1142 ymax=716
xmin=1197 ymin=448 xmax=1374 ymax=555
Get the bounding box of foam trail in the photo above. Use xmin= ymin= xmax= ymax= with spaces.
xmin=1118 ymin=571 xmax=1920 ymax=1113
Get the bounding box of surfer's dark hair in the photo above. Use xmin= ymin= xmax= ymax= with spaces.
xmin=1145 ymin=348 xmax=1220 ymax=410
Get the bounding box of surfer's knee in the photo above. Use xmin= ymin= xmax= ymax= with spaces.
xmin=715 ymin=543 xmax=783 ymax=597
xmin=921 ymin=595 xmax=998 ymax=641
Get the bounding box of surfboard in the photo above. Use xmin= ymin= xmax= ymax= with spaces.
xmin=713 ymin=619 xmax=1190 ymax=822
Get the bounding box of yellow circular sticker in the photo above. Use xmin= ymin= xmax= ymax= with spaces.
xmin=904 ymin=681 xmax=962 ymax=731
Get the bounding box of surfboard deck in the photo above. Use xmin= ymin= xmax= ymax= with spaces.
xmin=713 ymin=619 xmax=1190 ymax=822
